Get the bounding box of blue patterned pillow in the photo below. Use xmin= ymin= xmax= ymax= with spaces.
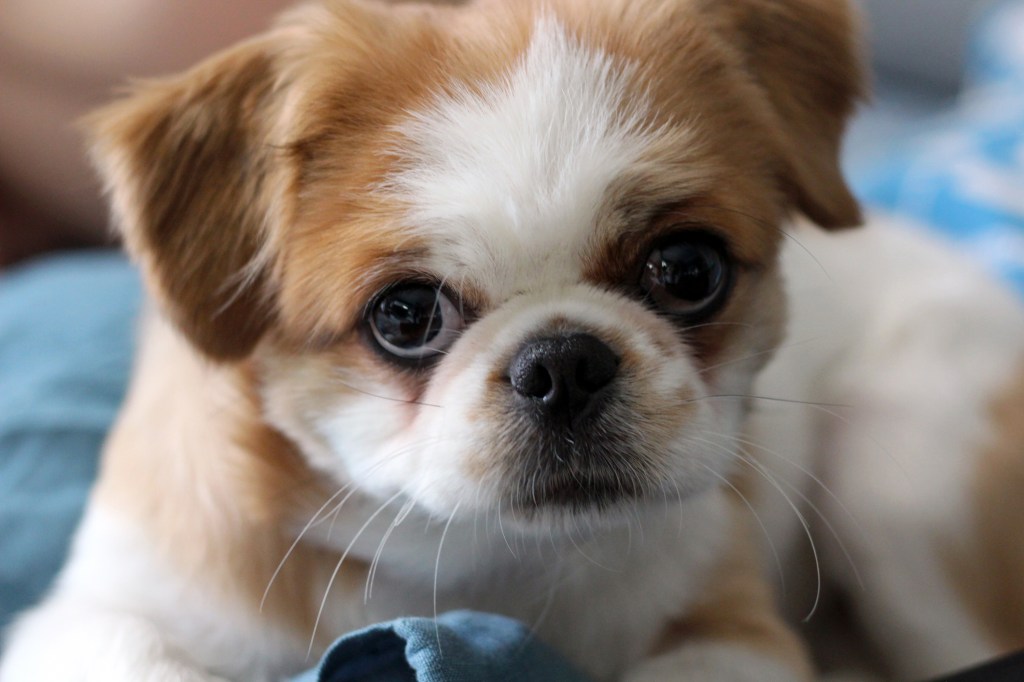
xmin=853 ymin=0 xmax=1024 ymax=296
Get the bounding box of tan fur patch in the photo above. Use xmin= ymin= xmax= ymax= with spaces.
xmin=946 ymin=362 xmax=1024 ymax=652
xmin=94 ymin=318 xmax=367 ymax=647
xmin=649 ymin=491 xmax=813 ymax=679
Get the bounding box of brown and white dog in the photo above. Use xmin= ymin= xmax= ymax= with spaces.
xmin=3 ymin=0 xmax=1023 ymax=680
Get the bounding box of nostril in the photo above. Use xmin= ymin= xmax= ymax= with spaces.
xmin=509 ymin=348 xmax=555 ymax=400
xmin=521 ymin=362 xmax=554 ymax=400
xmin=575 ymin=349 xmax=619 ymax=393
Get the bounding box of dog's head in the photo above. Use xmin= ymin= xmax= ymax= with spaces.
xmin=88 ymin=0 xmax=862 ymax=527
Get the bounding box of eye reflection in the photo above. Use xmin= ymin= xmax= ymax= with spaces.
xmin=368 ymin=284 xmax=463 ymax=360
xmin=640 ymin=233 xmax=731 ymax=319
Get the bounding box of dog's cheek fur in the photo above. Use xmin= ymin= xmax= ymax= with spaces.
xmin=257 ymin=339 xmax=426 ymax=496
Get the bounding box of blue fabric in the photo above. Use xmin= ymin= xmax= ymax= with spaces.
xmin=851 ymin=0 xmax=1024 ymax=296
xmin=0 ymin=251 xmax=141 ymax=630
xmin=289 ymin=611 xmax=592 ymax=682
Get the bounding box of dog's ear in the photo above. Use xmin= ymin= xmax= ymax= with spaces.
xmin=706 ymin=0 xmax=865 ymax=229
xmin=85 ymin=33 xmax=295 ymax=360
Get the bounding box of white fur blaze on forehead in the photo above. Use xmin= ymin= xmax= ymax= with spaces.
xmin=386 ymin=19 xmax=660 ymax=296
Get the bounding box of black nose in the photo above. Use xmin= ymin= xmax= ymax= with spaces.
xmin=508 ymin=333 xmax=620 ymax=421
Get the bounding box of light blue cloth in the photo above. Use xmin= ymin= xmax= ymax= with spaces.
xmin=0 ymin=252 xmax=141 ymax=631
xmin=289 ymin=611 xmax=592 ymax=682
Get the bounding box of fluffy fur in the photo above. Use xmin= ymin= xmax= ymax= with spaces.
xmin=3 ymin=1 xmax=1023 ymax=680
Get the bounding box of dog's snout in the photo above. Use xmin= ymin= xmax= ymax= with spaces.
xmin=508 ymin=333 xmax=619 ymax=420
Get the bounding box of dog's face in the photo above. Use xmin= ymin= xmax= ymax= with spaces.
xmin=89 ymin=0 xmax=861 ymax=529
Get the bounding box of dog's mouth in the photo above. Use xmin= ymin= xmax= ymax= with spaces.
xmin=498 ymin=417 xmax=654 ymax=517
xmin=533 ymin=473 xmax=638 ymax=509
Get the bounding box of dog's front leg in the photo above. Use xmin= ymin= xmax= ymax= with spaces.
xmin=1 ymin=601 xmax=232 ymax=682
xmin=0 ymin=506 xmax=291 ymax=682
xmin=624 ymin=498 xmax=812 ymax=682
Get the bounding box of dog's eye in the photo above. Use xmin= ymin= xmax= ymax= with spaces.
xmin=640 ymin=234 xmax=731 ymax=319
xmin=368 ymin=284 xmax=463 ymax=360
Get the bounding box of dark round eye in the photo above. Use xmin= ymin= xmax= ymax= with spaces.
xmin=368 ymin=284 xmax=463 ymax=360
xmin=640 ymin=234 xmax=731 ymax=318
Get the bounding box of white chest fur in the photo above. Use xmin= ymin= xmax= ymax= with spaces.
xmin=301 ymin=489 xmax=731 ymax=680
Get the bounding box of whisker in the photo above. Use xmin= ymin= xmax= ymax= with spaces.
xmin=683 ymin=393 xmax=851 ymax=409
xmin=802 ymin=403 xmax=910 ymax=480
xmin=309 ymin=490 xmax=402 ymax=658
xmin=689 ymin=432 xmax=824 ymax=621
xmin=751 ymin=452 xmax=865 ymax=593
xmin=697 ymin=337 xmax=822 ymax=377
xmin=524 ymin=556 xmax=562 ymax=644
xmin=697 ymin=461 xmax=786 ymax=595
xmin=261 ymin=483 xmax=351 ymax=613
xmin=496 ymin=498 xmax=518 ymax=559
xmin=566 ymin=519 xmax=619 ymax=572
xmin=330 ymin=373 xmax=443 ymax=408
xmin=365 ymin=496 xmax=417 ymax=603
xmin=734 ymin=452 xmax=823 ymax=622
xmin=433 ymin=502 xmax=462 ymax=656
xmin=322 ymin=443 xmax=428 ymax=542
xmin=731 ymin=433 xmax=870 ymax=556
xmin=681 ymin=320 xmax=755 ymax=333
xmin=263 ymin=441 xmax=435 ymax=612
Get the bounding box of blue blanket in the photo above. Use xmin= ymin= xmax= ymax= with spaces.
xmin=293 ymin=611 xmax=590 ymax=682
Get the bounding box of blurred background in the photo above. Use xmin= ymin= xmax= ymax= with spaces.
xmin=847 ymin=0 xmax=1024 ymax=295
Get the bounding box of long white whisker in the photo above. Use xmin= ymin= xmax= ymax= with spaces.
xmin=689 ymin=432 xmax=823 ymax=621
xmin=496 ymin=498 xmax=518 ymax=559
xmin=322 ymin=438 xmax=447 ymax=542
xmin=697 ymin=461 xmax=786 ymax=595
xmin=433 ymin=502 xmax=462 ymax=656
xmin=747 ymin=452 xmax=865 ymax=592
xmin=308 ymin=490 xmax=402 ymax=658
xmin=803 ymin=403 xmax=910 ymax=480
xmin=330 ymin=372 xmax=443 ymax=408
xmin=566 ymin=518 xmax=618 ymax=572
xmin=365 ymin=496 xmax=417 ymax=603
xmin=263 ymin=438 xmax=446 ymax=612
xmin=261 ymin=483 xmax=350 ymax=612
xmin=732 ymin=433 xmax=871 ymax=554
xmin=697 ymin=337 xmax=822 ymax=377
xmin=684 ymin=394 xmax=851 ymax=409
xmin=735 ymin=452 xmax=823 ymax=622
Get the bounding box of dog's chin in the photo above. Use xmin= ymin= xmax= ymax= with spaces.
xmin=491 ymin=425 xmax=662 ymax=525
xmin=498 ymin=480 xmax=685 ymax=536
xmin=499 ymin=465 xmax=687 ymax=533
xmin=509 ymin=474 xmax=640 ymax=519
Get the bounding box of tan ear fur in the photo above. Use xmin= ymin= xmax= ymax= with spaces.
xmin=85 ymin=34 xmax=293 ymax=360
xmin=701 ymin=0 xmax=866 ymax=229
